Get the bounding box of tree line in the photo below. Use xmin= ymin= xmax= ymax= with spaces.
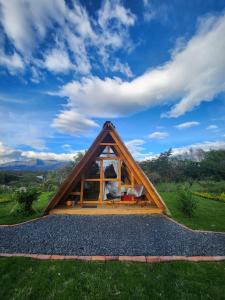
xmin=139 ymin=149 xmax=225 ymax=184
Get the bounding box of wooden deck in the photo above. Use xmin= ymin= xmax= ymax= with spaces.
xmin=49 ymin=205 xmax=163 ymax=215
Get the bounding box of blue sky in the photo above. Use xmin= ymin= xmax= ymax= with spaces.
xmin=0 ymin=0 xmax=225 ymax=163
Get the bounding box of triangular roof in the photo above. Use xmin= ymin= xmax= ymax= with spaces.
xmin=44 ymin=121 xmax=167 ymax=214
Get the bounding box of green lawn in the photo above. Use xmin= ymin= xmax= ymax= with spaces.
xmin=0 ymin=192 xmax=53 ymax=225
xmin=0 ymin=257 xmax=224 ymax=300
xmin=0 ymin=193 xmax=13 ymax=203
xmin=161 ymin=192 xmax=225 ymax=232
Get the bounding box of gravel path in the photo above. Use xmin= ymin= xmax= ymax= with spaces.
xmin=0 ymin=215 xmax=225 ymax=256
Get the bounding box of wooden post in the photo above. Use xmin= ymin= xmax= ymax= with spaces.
xmin=118 ymin=159 xmax=121 ymax=198
xmin=80 ymin=178 xmax=84 ymax=205
xmin=99 ymin=159 xmax=103 ymax=206
xmin=131 ymin=173 xmax=134 ymax=202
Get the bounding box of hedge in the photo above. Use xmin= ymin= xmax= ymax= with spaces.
xmin=193 ymin=192 xmax=225 ymax=203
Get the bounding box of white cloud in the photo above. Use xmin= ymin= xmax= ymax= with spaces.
xmin=127 ymin=138 xmax=225 ymax=160
xmin=65 ymin=29 xmax=92 ymax=74
xmin=0 ymin=0 xmax=33 ymax=53
xmin=43 ymin=49 xmax=74 ymax=73
xmin=52 ymin=13 xmax=225 ymax=133
xmin=0 ymin=0 xmax=134 ymax=76
xmin=52 ymin=111 xmax=99 ymax=135
xmin=0 ymin=50 xmax=24 ymax=73
xmin=143 ymin=140 xmax=225 ymax=161
xmin=149 ymin=131 xmax=169 ymax=139
xmin=21 ymin=151 xmax=78 ymax=162
xmin=0 ymin=141 xmax=83 ymax=164
xmin=172 ymin=140 xmax=225 ymax=157
xmin=143 ymin=0 xmax=169 ymax=23
xmin=62 ymin=144 xmax=72 ymax=149
xmin=143 ymin=0 xmax=157 ymax=22
xmin=98 ymin=0 xmax=135 ymax=29
xmin=175 ymin=121 xmax=200 ymax=129
xmin=111 ymin=59 xmax=133 ymax=77
xmin=0 ymin=141 xmax=22 ymax=164
xmin=0 ymin=95 xmax=26 ymax=104
xmin=125 ymin=139 xmax=153 ymax=160
xmin=0 ymin=0 xmax=66 ymax=54
xmin=125 ymin=139 xmax=145 ymax=157
xmin=207 ymin=124 xmax=218 ymax=130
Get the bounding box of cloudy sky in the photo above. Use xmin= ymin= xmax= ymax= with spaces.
xmin=0 ymin=0 xmax=225 ymax=163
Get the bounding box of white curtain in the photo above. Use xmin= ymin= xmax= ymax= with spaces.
xmin=103 ymin=181 xmax=109 ymax=200
xmin=102 ymin=160 xmax=119 ymax=200
xmin=112 ymin=160 xmax=118 ymax=177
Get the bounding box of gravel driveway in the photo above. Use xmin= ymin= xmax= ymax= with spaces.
xmin=0 ymin=215 xmax=225 ymax=256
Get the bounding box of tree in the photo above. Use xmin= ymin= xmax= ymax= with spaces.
xmin=177 ymin=184 xmax=197 ymax=217
xmin=15 ymin=187 xmax=40 ymax=214
xmin=140 ymin=149 xmax=173 ymax=182
xmin=200 ymin=150 xmax=225 ymax=180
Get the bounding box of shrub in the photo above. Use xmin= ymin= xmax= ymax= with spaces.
xmin=177 ymin=185 xmax=197 ymax=217
xmin=14 ymin=187 xmax=40 ymax=214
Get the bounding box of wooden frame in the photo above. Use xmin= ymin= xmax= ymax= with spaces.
xmin=44 ymin=121 xmax=167 ymax=214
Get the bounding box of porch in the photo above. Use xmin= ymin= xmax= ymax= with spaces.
xmin=49 ymin=204 xmax=163 ymax=215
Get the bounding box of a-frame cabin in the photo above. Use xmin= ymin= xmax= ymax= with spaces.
xmin=44 ymin=121 xmax=167 ymax=215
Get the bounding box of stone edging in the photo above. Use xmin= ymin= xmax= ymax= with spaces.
xmin=0 ymin=253 xmax=225 ymax=262
xmin=0 ymin=215 xmax=49 ymax=227
xmin=164 ymin=215 xmax=225 ymax=235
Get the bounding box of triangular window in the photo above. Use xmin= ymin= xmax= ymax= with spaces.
xmin=99 ymin=146 xmax=116 ymax=157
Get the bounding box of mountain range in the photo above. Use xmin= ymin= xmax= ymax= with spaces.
xmin=0 ymin=159 xmax=67 ymax=171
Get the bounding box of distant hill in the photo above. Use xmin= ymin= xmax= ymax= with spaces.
xmin=0 ymin=159 xmax=67 ymax=171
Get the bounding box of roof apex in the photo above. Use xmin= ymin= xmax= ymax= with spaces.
xmin=103 ymin=121 xmax=115 ymax=129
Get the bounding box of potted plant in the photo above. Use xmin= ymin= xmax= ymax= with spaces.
xmin=66 ymin=199 xmax=72 ymax=206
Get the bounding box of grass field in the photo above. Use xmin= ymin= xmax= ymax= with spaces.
xmin=161 ymin=192 xmax=225 ymax=231
xmin=0 ymin=192 xmax=53 ymax=225
xmin=0 ymin=257 xmax=225 ymax=300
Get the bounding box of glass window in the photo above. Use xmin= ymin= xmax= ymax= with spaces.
xmin=100 ymin=146 xmax=116 ymax=158
xmin=84 ymin=161 xmax=100 ymax=179
xmin=121 ymin=161 xmax=131 ymax=184
xmin=71 ymin=181 xmax=81 ymax=192
xmin=83 ymin=181 xmax=100 ymax=201
xmin=103 ymin=160 xmax=118 ymax=179
xmin=103 ymin=181 xmax=121 ymax=200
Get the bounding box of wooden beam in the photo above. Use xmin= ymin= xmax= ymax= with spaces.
xmin=99 ymin=159 xmax=103 ymax=206
xmin=49 ymin=207 xmax=163 ymax=215
xmin=69 ymin=192 xmax=81 ymax=195
xmin=80 ymin=200 xmax=99 ymax=203
xmin=99 ymin=143 xmax=117 ymax=146
xmin=96 ymin=157 xmax=119 ymax=160
xmin=118 ymin=159 xmax=121 ymax=196
xmin=80 ymin=179 xmax=84 ymax=204
xmin=83 ymin=178 xmax=100 ymax=182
